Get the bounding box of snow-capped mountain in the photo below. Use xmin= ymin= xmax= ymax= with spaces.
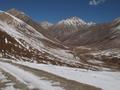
xmin=0 ymin=9 xmax=83 ymax=68
xmin=0 ymin=9 xmax=120 ymax=71
xmin=40 ymin=21 xmax=53 ymax=29
xmin=58 ymin=17 xmax=95 ymax=26
xmin=63 ymin=20 xmax=120 ymax=49
xmin=48 ymin=17 xmax=95 ymax=41
xmin=52 ymin=17 xmax=95 ymax=32
xmin=41 ymin=17 xmax=95 ymax=32
xmin=112 ymin=17 xmax=120 ymax=26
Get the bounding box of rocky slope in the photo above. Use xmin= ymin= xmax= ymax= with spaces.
xmin=0 ymin=10 xmax=81 ymax=68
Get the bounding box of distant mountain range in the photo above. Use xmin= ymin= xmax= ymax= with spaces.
xmin=0 ymin=8 xmax=120 ymax=70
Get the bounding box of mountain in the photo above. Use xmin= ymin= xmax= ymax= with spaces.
xmin=46 ymin=17 xmax=120 ymax=70
xmin=48 ymin=17 xmax=95 ymax=41
xmin=0 ymin=10 xmax=82 ymax=68
xmin=0 ymin=9 xmax=120 ymax=70
xmin=7 ymin=9 xmax=44 ymax=32
xmin=63 ymin=19 xmax=120 ymax=49
xmin=40 ymin=21 xmax=53 ymax=29
xmin=58 ymin=17 xmax=95 ymax=28
xmin=46 ymin=16 xmax=120 ymax=50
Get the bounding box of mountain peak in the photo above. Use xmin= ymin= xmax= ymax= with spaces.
xmin=114 ymin=17 xmax=120 ymax=23
xmin=58 ymin=16 xmax=86 ymax=25
xmin=69 ymin=17 xmax=87 ymax=25
xmin=41 ymin=21 xmax=53 ymax=29
xmin=58 ymin=16 xmax=95 ymax=26
xmin=7 ymin=8 xmax=25 ymax=16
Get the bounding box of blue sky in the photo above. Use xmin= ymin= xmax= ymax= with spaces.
xmin=0 ymin=0 xmax=120 ymax=23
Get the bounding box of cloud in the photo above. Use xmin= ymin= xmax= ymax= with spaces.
xmin=89 ymin=0 xmax=106 ymax=6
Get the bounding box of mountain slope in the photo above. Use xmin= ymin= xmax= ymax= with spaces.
xmin=7 ymin=9 xmax=59 ymax=42
xmin=48 ymin=17 xmax=95 ymax=41
xmin=63 ymin=20 xmax=120 ymax=49
xmin=7 ymin=9 xmax=44 ymax=32
xmin=0 ymin=11 xmax=82 ymax=67
xmin=43 ymin=16 xmax=120 ymax=70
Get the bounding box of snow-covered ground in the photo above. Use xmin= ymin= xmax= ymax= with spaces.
xmin=16 ymin=61 xmax=120 ymax=90
xmin=47 ymin=48 xmax=80 ymax=63
xmin=0 ymin=61 xmax=64 ymax=90
xmin=0 ymin=70 xmax=18 ymax=90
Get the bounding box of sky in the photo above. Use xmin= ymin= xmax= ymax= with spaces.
xmin=0 ymin=0 xmax=120 ymax=23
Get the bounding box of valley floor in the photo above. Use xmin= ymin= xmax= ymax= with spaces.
xmin=0 ymin=58 xmax=120 ymax=90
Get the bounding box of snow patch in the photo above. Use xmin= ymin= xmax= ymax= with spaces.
xmin=87 ymin=59 xmax=103 ymax=64
xmin=0 ymin=70 xmax=18 ymax=90
xmin=0 ymin=61 xmax=64 ymax=90
xmin=17 ymin=61 xmax=120 ymax=90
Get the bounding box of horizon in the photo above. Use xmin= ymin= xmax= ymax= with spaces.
xmin=0 ymin=0 xmax=120 ymax=23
